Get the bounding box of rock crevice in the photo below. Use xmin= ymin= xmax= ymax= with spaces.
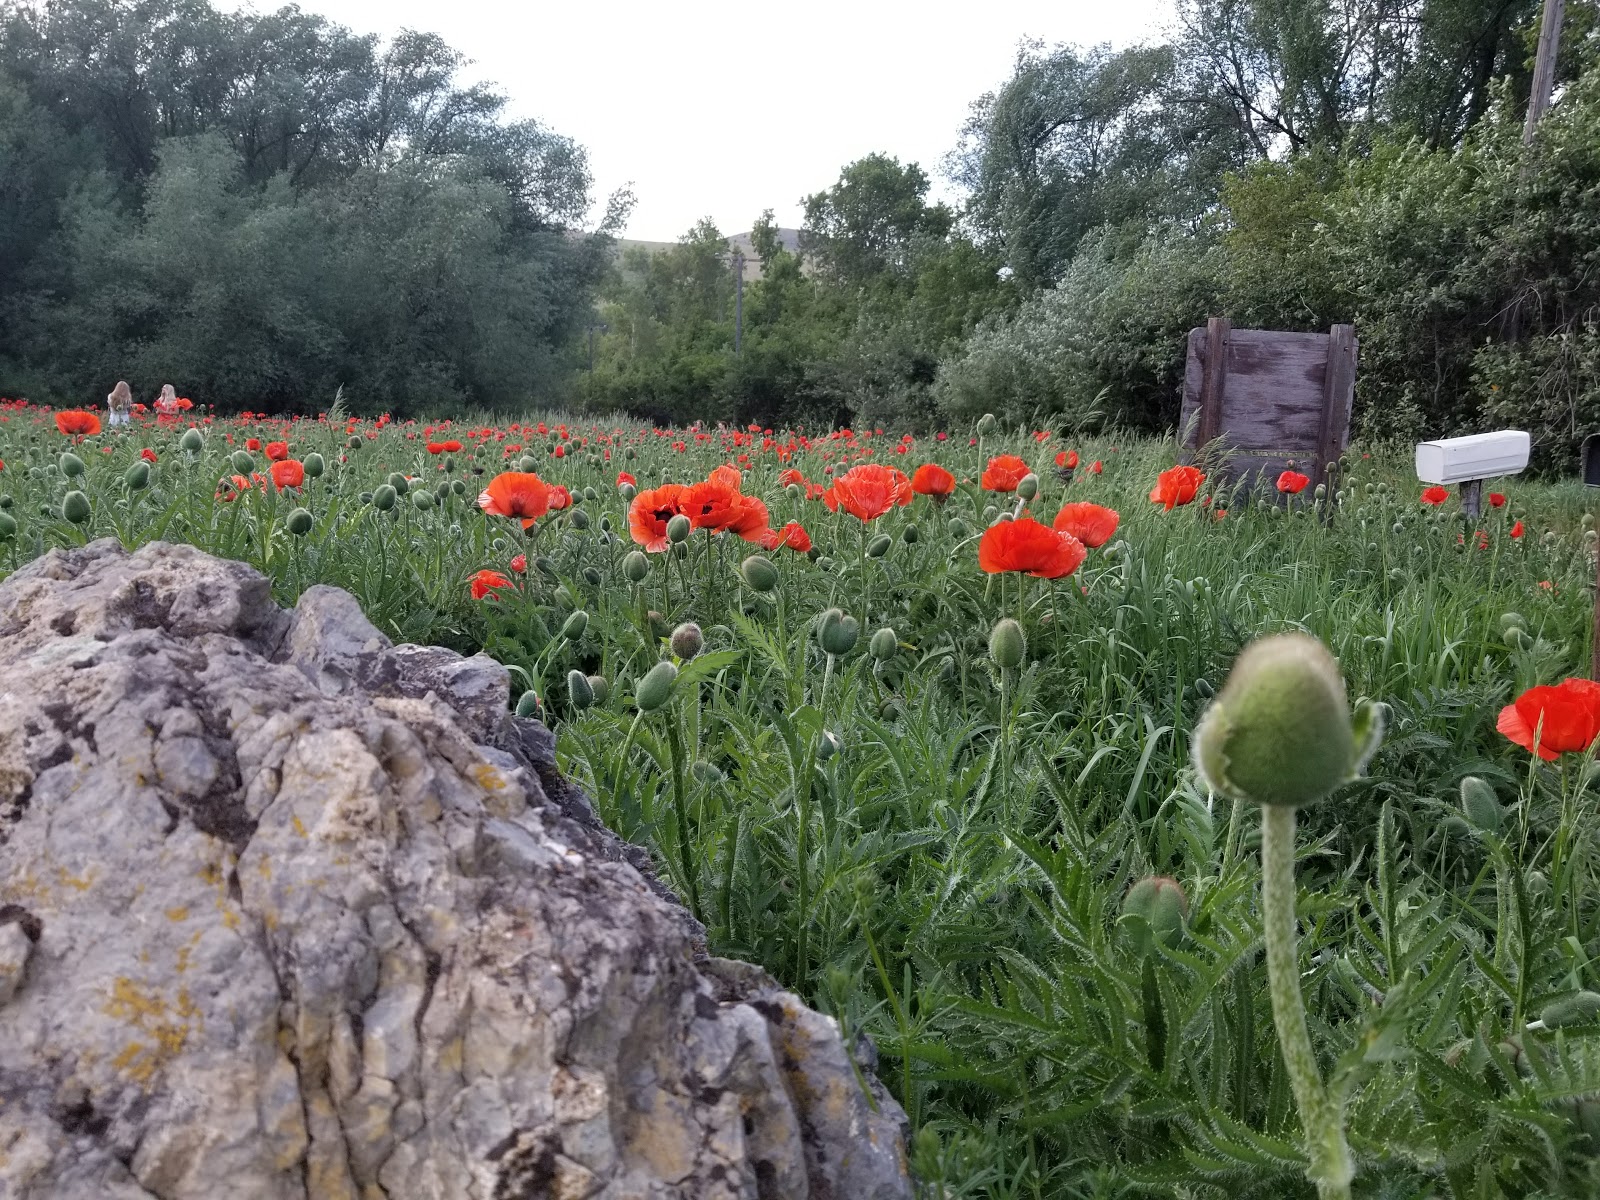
xmin=0 ymin=540 xmax=911 ymax=1200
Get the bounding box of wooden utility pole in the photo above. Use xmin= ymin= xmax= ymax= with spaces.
xmin=732 ymin=248 xmax=745 ymax=355
xmin=1524 ymin=0 xmax=1565 ymax=144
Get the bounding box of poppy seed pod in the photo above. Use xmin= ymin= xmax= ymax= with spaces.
xmin=1193 ymin=633 xmax=1382 ymax=808
xmin=180 ymin=428 xmax=204 ymax=453
xmin=1121 ymin=876 xmax=1188 ymax=953
xmin=635 ymin=660 xmax=678 ymax=712
xmin=819 ymin=610 xmax=859 ymax=656
xmin=515 ymin=691 xmax=541 ymax=719
xmin=62 ymin=490 xmax=91 ymax=525
xmin=560 ymin=610 xmax=589 ymax=640
xmin=977 ymin=413 xmax=998 ymax=435
xmin=372 ymin=484 xmax=398 ymax=511
xmin=124 ymin=462 xmax=150 ymax=490
xmin=586 ymin=674 xmax=610 ymax=705
xmin=387 ymin=472 xmax=409 ymax=495
xmin=284 ymin=507 xmax=314 ymax=536
xmin=59 ymin=452 xmax=85 ymax=477
xmin=740 ymin=555 xmax=779 ymax=592
xmin=410 ymin=488 xmax=434 ymax=510
xmin=622 ymin=550 xmax=650 ymax=583
xmin=869 ymin=627 xmax=897 ymax=662
xmin=567 ymin=669 xmax=595 ymax=710
xmin=989 ymin=618 xmax=1024 ymax=669
xmin=1459 ymin=776 xmax=1502 ymax=834
xmin=670 ymin=621 xmax=703 ymax=659
xmin=304 ymin=453 xmax=325 ymax=478
xmin=1017 ymin=473 xmax=1039 ymax=501
xmin=667 ymin=514 xmax=692 ymax=544
xmin=866 ymin=534 xmax=892 ymax=558
xmin=0 ymin=512 xmax=15 ymax=540
xmin=231 ymin=450 xmax=255 ymax=474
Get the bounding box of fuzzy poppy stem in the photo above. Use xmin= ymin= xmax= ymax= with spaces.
xmin=1261 ymin=804 xmax=1353 ymax=1200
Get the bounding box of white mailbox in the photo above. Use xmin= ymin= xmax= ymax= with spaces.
xmin=1415 ymin=430 xmax=1530 ymax=486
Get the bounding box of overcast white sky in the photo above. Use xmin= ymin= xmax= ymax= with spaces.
xmin=217 ymin=0 xmax=1173 ymax=241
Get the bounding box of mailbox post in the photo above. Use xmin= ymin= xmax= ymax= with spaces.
xmin=1414 ymin=431 xmax=1530 ymax=518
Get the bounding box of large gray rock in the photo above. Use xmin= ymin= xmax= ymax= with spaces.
xmin=0 ymin=540 xmax=912 ymax=1200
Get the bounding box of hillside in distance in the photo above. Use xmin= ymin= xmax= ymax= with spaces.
xmin=614 ymin=228 xmax=803 ymax=281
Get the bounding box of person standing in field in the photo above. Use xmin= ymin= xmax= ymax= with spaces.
xmin=153 ymin=384 xmax=178 ymax=415
xmin=106 ymin=380 xmax=132 ymax=426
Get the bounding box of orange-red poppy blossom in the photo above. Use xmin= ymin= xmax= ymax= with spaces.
xmin=1149 ymin=465 xmax=1205 ymax=511
xmin=911 ymin=463 xmax=956 ymax=500
xmin=54 ymin=410 xmax=101 ymax=436
xmin=762 ymin=521 xmax=812 ymax=552
xmin=1511 ymin=520 xmax=1525 ymax=538
xmin=1052 ymin=502 xmax=1120 ymax=548
xmin=1497 ymin=678 xmax=1600 ymax=760
xmin=628 ymin=483 xmax=688 ymax=552
xmin=981 ymin=454 xmax=1031 ymax=492
xmin=1055 ymin=450 xmax=1079 ymax=469
xmin=824 ymin=463 xmax=912 ymax=521
xmin=269 ymin=459 xmax=305 ymax=490
xmin=1489 ymin=492 xmax=1506 ymax=508
xmin=265 ymin=441 xmax=289 ymax=461
xmin=1276 ymin=470 xmax=1309 ymax=494
xmin=471 ymin=569 xmax=513 ymax=601
xmin=1421 ymin=486 xmax=1449 ymax=506
xmin=978 ymin=517 xmax=1087 ymax=579
xmin=478 ymin=471 xmax=552 ymax=529
xmin=548 ymin=485 xmax=572 ymax=511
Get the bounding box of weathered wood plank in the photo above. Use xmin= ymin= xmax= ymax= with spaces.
xmin=1313 ymin=323 xmax=1357 ymax=489
xmin=1196 ymin=317 xmax=1230 ymax=447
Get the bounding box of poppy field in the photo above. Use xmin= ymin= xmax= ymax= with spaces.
xmin=8 ymin=397 xmax=1600 ymax=1197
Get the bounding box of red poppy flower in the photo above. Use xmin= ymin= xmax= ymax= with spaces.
xmin=823 ymin=463 xmax=912 ymax=521
xmin=1090 ymin=460 xmax=1103 ymax=474
xmin=617 ymin=471 xmax=636 ymax=487
xmin=427 ymin=442 xmax=448 ymax=454
xmin=264 ymin=441 xmax=289 ymax=462
xmin=1052 ymin=502 xmax=1120 ymax=548
xmin=978 ymin=517 xmax=1087 ymax=579
xmin=1149 ymin=465 xmax=1205 ymax=510
xmin=1511 ymin=520 xmax=1525 ymax=538
xmin=629 ymin=483 xmax=688 ymax=552
xmin=246 ymin=438 xmax=261 ymax=451
xmin=141 ymin=448 xmax=158 ymax=463
xmin=54 ymin=410 xmax=101 ymax=436
xmin=269 ymin=459 xmax=304 ymax=490
xmin=762 ymin=521 xmax=812 ymax=552
xmin=1498 ymin=678 xmax=1600 ymax=760
xmin=471 ymin=569 xmax=513 ymax=601
xmin=548 ymin=485 xmax=572 ymax=511
xmin=911 ymin=463 xmax=955 ymax=499
xmin=478 ymin=471 xmax=553 ymax=529
xmin=510 ymin=554 xmax=527 ymax=573
xmin=1276 ymin=470 xmax=1309 ymax=494
xmin=778 ymin=467 xmax=806 ymax=488
xmin=1055 ymin=450 xmax=1079 ymax=469
xmin=1489 ymin=492 xmax=1506 ymax=508
xmin=1421 ymin=486 xmax=1449 ymax=506
xmin=981 ymin=454 xmax=1031 ymax=492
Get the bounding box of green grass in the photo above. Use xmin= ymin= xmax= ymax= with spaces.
xmin=5 ymin=402 xmax=1600 ymax=1197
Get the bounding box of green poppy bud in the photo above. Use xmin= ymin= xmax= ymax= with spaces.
xmin=1193 ymin=633 xmax=1382 ymax=808
xmin=59 ymin=452 xmax=85 ymax=477
xmin=817 ymin=729 xmax=844 ymax=760
xmin=411 ymin=488 xmax=434 ymax=510
xmin=124 ymin=462 xmax=150 ymax=490
xmin=1195 ymin=677 xmax=1214 ymax=699
xmin=977 ymin=413 xmax=998 ymax=435
xmin=816 ymin=556 xmax=834 ymax=572
xmin=570 ymin=508 xmax=590 ymax=530
xmin=1540 ymin=991 xmax=1600 ymax=1029
xmin=586 ymin=674 xmax=610 ymax=705
xmin=989 ymin=618 xmax=1024 ymax=669
xmin=902 ymin=523 xmax=919 ymax=544
xmin=387 ymin=472 xmax=409 ymax=495
xmin=0 ymin=494 xmax=10 ymax=508
xmin=785 ymin=483 xmax=803 ymax=501
xmin=567 ymin=669 xmax=595 ymax=710
xmin=1121 ymin=876 xmax=1188 ymax=953
xmin=360 ymin=491 xmax=374 ymax=505
xmin=691 ymin=760 xmax=725 ymax=785
xmin=948 ymin=517 xmax=968 ymax=538
xmin=372 ymin=484 xmax=397 ymax=511
xmin=1459 ymin=776 xmax=1502 ymax=834
xmin=62 ymin=490 xmax=91 ymax=525
xmin=982 ymin=505 xmax=998 ymax=524
xmin=304 ymin=452 xmax=325 ymax=478
xmin=231 ymin=450 xmax=255 ymax=474
xmin=817 ymin=608 xmax=859 ymax=656
xmin=667 ymin=513 xmax=691 ymax=544
xmin=0 ymin=512 xmax=16 ymax=540
xmin=519 ymin=455 xmax=539 ymax=473
xmin=620 ymin=483 xmax=636 ymax=502
xmin=740 ymin=555 xmax=779 ymax=593
xmin=622 ymin=550 xmax=650 ymax=583
xmin=443 ymin=456 xmax=456 ymax=473
xmin=1499 ymin=612 xmax=1526 ymax=634
xmin=451 ymin=479 xmax=466 ymax=496
xmin=869 ymin=627 xmax=897 ymax=662
xmin=285 ymin=507 xmax=314 ymax=536
xmin=635 ymin=660 xmax=678 ymax=712
xmin=560 ymin=610 xmax=589 ymax=640
xmin=670 ymin=621 xmax=703 ymax=659
xmin=866 ymin=533 xmax=892 ymax=558
xmin=583 ymin=565 xmax=603 ymax=586
xmin=1017 ymin=473 xmax=1039 ymax=501
xmin=346 ymin=435 xmax=363 ymax=450
xmin=647 ymin=610 xmax=672 ymax=641
xmin=180 ymin=428 xmax=204 ymax=453
xmin=515 ymin=690 xmax=541 ymax=719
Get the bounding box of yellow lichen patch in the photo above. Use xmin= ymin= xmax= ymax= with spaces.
xmin=470 ymin=762 xmax=508 ymax=792
xmin=291 ymin=815 xmax=307 ymax=837
xmin=104 ymin=977 xmax=201 ymax=1085
xmin=164 ymin=906 xmax=189 ymax=922
xmin=55 ymin=866 xmax=95 ymax=892
xmin=198 ymin=861 xmax=223 ymax=886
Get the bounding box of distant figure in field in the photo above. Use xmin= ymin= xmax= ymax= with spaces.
xmin=153 ymin=384 xmax=181 ymax=416
xmin=106 ymin=380 xmax=132 ymax=426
